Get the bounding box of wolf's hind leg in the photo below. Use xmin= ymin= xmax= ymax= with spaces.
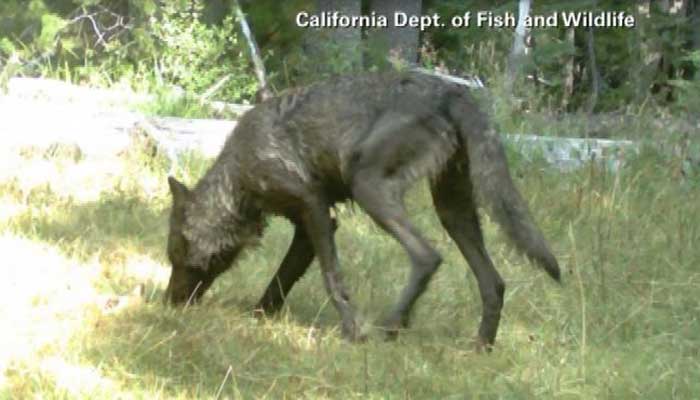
xmin=255 ymin=223 xmax=316 ymax=315
xmin=351 ymin=174 xmax=442 ymax=339
xmin=431 ymin=160 xmax=505 ymax=350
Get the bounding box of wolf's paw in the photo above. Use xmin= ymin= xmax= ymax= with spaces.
xmin=251 ymin=307 xmax=268 ymax=320
xmin=251 ymin=303 xmax=280 ymax=321
xmin=341 ymin=318 xmax=367 ymax=343
xmin=472 ymin=335 xmax=494 ymax=353
xmin=379 ymin=314 xmax=409 ymax=341
xmin=252 ymin=297 xmax=285 ymax=318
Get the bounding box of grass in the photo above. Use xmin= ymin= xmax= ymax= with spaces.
xmin=135 ymin=89 xmax=226 ymax=120
xmin=1 ymin=134 xmax=699 ymax=399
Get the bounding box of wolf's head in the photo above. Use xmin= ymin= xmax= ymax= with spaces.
xmin=164 ymin=177 xmax=241 ymax=305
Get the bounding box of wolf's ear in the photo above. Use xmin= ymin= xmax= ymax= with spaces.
xmin=168 ymin=176 xmax=190 ymax=205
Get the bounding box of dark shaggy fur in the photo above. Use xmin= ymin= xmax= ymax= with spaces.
xmin=165 ymin=71 xmax=560 ymax=348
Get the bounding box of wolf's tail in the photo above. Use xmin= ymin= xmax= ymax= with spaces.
xmin=447 ymin=92 xmax=560 ymax=282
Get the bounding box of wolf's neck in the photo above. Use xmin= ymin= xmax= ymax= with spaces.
xmin=194 ymin=162 xmax=241 ymax=220
xmin=184 ymin=162 xmax=248 ymax=253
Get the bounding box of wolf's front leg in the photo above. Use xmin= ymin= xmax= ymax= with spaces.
xmin=256 ymin=217 xmax=340 ymax=315
xmin=301 ymin=197 xmax=363 ymax=341
xmin=255 ymin=224 xmax=316 ymax=315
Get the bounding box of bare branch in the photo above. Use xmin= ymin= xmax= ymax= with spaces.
xmin=231 ymin=0 xmax=271 ymax=100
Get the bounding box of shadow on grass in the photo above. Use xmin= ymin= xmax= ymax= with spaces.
xmin=5 ymin=186 xmax=169 ymax=264
xmin=75 ymin=301 xmax=510 ymax=399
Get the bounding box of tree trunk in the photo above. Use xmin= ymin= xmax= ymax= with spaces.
xmin=202 ymin=0 xmax=229 ymax=25
xmin=367 ymin=0 xmax=422 ymax=67
xmin=692 ymin=0 xmax=700 ymax=55
xmin=306 ymin=0 xmax=362 ymax=75
xmin=506 ymin=0 xmax=531 ymax=93
xmin=562 ymin=27 xmax=575 ymax=110
xmin=586 ymin=26 xmax=601 ymax=113
xmin=652 ymin=0 xmax=684 ymax=101
xmin=634 ymin=1 xmax=654 ymax=102
xmin=669 ymin=0 xmax=686 ymax=14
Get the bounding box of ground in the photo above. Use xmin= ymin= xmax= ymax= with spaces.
xmin=1 ymin=124 xmax=698 ymax=398
xmin=1 ymin=77 xmax=698 ymax=399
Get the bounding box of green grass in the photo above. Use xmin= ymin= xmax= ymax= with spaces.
xmin=1 ymin=139 xmax=699 ymax=399
xmin=136 ymin=89 xmax=222 ymax=119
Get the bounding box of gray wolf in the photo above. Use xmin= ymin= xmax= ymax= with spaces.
xmin=164 ymin=70 xmax=560 ymax=349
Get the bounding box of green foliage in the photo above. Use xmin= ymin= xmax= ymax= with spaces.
xmin=0 ymin=0 xmax=258 ymax=105
xmin=240 ymin=0 xmax=313 ymax=87
xmin=37 ymin=13 xmax=66 ymax=51
xmin=285 ymin=34 xmax=367 ymax=85
xmin=137 ymin=89 xmax=218 ymax=119
xmin=145 ymin=2 xmax=257 ymax=102
xmin=1 ymin=0 xmax=698 ymax=114
xmin=424 ymin=0 xmax=697 ymax=113
xmin=424 ymin=1 xmax=514 ymax=80
xmin=669 ymin=50 xmax=700 ymax=113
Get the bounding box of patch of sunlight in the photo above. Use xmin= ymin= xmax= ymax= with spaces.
xmin=0 ymin=197 xmax=25 ymax=221
xmin=3 ymin=158 xmax=60 ymax=191
xmin=0 ymin=146 xmax=169 ymax=205
xmin=0 ymin=234 xmax=134 ymax=387
xmin=4 ymin=156 xmax=128 ymax=202
xmin=0 ymin=151 xmax=23 ymax=182
xmin=0 ymin=235 xmax=94 ymax=372
xmin=121 ymin=255 xmax=170 ymax=286
xmin=0 ymin=235 xmax=154 ymax=395
xmin=54 ymin=158 xmax=128 ymax=202
xmin=255 ymin=308 xmax=361 ymax=353
xmin=39 ymin=357 xmax=116 ymax=397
